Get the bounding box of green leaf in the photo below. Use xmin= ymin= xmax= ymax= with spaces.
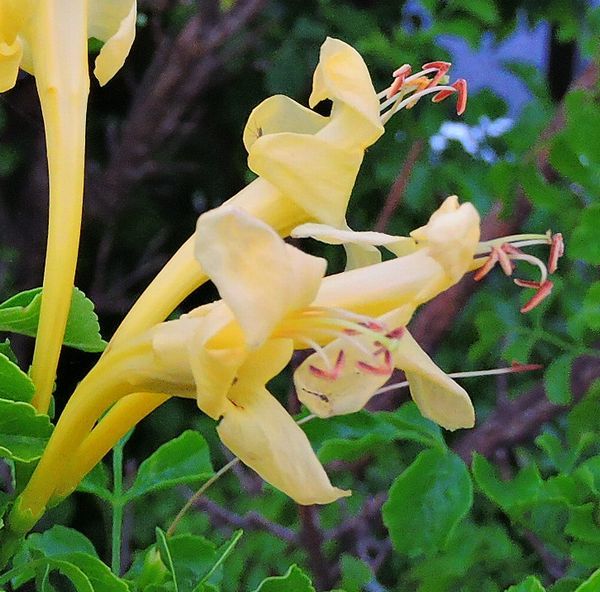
xmin=504 ymin=575 xmax=546 ymax=591
xmin=382 ymin=449 xmax=472 ymax=557
xmin=384 ymin=402 xmax=446 ymax=450
xmin=77 ymin=462 xmax=112 ymax=502
xmin=566 ymin=504 xmax=600 ymax=544
xmin=0 ymin=339 xmax=18 ymax=363
xmin=156 ymin=528 xmax=179 ymax=592
xmin=125 ymin=431 xmax=213 ymax=502
xmin=574 ymin=569 xmax=600 ymax=591
xmin=252 ymin=565 xmax=315 ymax=592
xmin=26 ymin=526 xmax=97 ymax=557
xmin=37 ymin=559 xmax=93 ymax=592
xmin=58 ymin=553 xmax=128 ymax=592
xmin=0 ymin=353 xmax=34 ymax=403
xmin=452 ymin=0 xmax=499 ymax=24
xmin=472 ymin=454 xmax=542 ymax=515
xmin=156 ymin=528 xmax=236 ymax=592
xmin=0 ymin=287 xmax=106 ymax=353
xmin=570 ymin=205 xmax=600 ymax=265
xmin=0 ymin=399 xmax=53 ymax=462
xmin=339 ymin=554 xmax=372 ymax=592
xmin=197 ymin=530 xmax=243 ymax=587
xmin=544 ymin=354 xmax=573 ymax=405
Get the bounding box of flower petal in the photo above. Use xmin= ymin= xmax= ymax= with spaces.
xmin=248 ymin=133 xmax=363 ymax=228
xmin=295 ymin=306 xmax=413 ymax=417
xmin=392 ymin=330 xmax=475 ymax=430
xmin=0 ymin=38 xmax=22 ymax=92
xmin=88 ymin=0 xmax=136 ymax=85
xmin=410 ymin=195 xmax=480 ymax=283
xmin=217 ymin=386 xmax=350 ymax=505
xmin=309 ymin=37 xmax=383 ymax=149
xmin=243 ymin=94 xmax=328 ymax=152
xmin=194 ymin=208 xmax=326 ymax=347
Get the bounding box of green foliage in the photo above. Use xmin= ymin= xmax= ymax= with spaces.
xmin=125 ymin=431 xmax=214 ymax=502
xmin=0 ymin=287 xmax=105 ymax=353
xmin=383 ymin=449 xmax=472 ymax=557
xmin=251 ymin=565 xmax=315 ymax=592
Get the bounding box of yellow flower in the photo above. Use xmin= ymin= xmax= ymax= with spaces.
xmin=13 ymin=197 xmax=480 ymax=521
xmin=110 ymin=37 xmax=385 ymax=347
xmin=0 ymin=0 xmax=136 ymax=412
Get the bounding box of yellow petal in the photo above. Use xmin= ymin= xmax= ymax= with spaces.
xmin=0 ymin=38 xmax=22 ymax=92
xmin=217 ymin=386 xmax=350 ymax=505
xmin=309 ymin=37 xmax=383 ymax=149
xmin=248 ymin=133 xmax=363 ymax=228
xmin=295 ymin=306 xmax=413 ymax=417
xmin=243 ymin=94 xmax=328 ymax=152
xmin=410 ymin=195 xmax=480 ymax=283
xmin=89 ymin=0 xmax=136 ymax=85
xmin=194 ymin=208 xmax=326 ymax=347
xmin=392 ymin=330 xmax=475 ymax=430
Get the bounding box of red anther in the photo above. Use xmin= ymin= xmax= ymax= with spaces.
xmin=520 ymin=280 xmax=554 ymax=314
xmin=510 ymin=361 xmax=544 ymax=372
xmin=453 ymin=79 xmax=467 ymax=115
xmin=308 ymin=350 xmax=346 ymax=381
xmin=360 ymin=320 xmax=385 ymax=333
xmin=501 ymin=243 xmax=524 ymax=256
xmin=473 ymin=250 xmax=499 ymax=281
xmin=356 ymin=349 xmax=393 ymax=376
xmin=513 ymin=278 xmax=541 ymax=289
xmin=431 ymin=79 xmax=468 ymax=115
xmin=386 ymin=326 xmax=405 ymax=339
xmin=422 ymin=61 xmax=451 ymax=88
xmin=343 ymin=328 xmax=360 ymax=336
xmin=387 ymin=64 xmax=412 ymax=99
xmin=496 ymin=246 xmax=515 ymax=276
xmin=548 ymin=232 xmax=564 ymax=274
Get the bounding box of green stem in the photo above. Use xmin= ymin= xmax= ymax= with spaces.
xmin=111 ymin=435 xmax=126 ymax=576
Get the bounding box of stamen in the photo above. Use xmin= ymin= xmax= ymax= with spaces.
xmin=295 ymin=336 xmax=332 ymax=369
xmin=548 ymin=233 xmax=564 ymax=273
xmin=422 ymin=61 xmax=451 ymax=88
xmin=386 ymin=64 xmax=412 ymax=99
xmin=431 ymin=79 xmax=468 ymax=115
xmin=473 ymin=248 xmax=499 ymax=281
xmin=356 ymin=349 xmax=393 ymax=376
xmin=309 ymin=349 xmax=346 ymax=381
xmin=373 ymin=362 xmax=543 ymax=396
xmin=520 ymin=279 xmax=553 ymax=314
xmin=476 ymin=232 xmax=551 ymax=254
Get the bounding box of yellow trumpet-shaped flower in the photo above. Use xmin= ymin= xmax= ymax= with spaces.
xmin=10 ymin=197 xmax=481 ymax=529
xmin=109 ymin=36 xmax=385 ymax=347
xmin=0 ymin=0 xmax=136 ymax=413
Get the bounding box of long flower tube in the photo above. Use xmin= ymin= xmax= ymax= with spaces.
xmin=107 ymin=37 xmax=466 ymax=349
xmin=0 ymin=0 xmax=137 ymax=413
xmin=9 ymin=196 xmax=483 ymax=532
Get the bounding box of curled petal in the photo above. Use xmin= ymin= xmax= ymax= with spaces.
xmin=243 ymin=95 xmax=328 ymax=152
xmin=309 ymin=37 xmax=383 ymax=149
xmin=194 ymin=208 xmax=326 ymax=347
xmin=0 ymin=38 xmax=22 ymax=92
xmin=217 ymin=387 xmax=350 ymax=505
xmin=392 ymin=331 xmax=474 ymax=431
xmin=89 ymin=0 xmax=137 ymax=85
xmin=248 ymin=133 xmax=363 ymax=228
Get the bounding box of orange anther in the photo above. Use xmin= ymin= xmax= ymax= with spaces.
xmin=520 ymin=280 xmax=553 ymax=314
xmin=548 ymin=233 xmax=564 ymax=274
xmin=422 ymin=61 xmax=451 ymax=88
xmin=510 ymin=361 xmax=544 ymax=372
xmin=473 ymin=249 xmax=499 ymax=281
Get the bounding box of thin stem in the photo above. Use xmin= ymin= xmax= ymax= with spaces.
xmin=167 ymin=457 xmax=240 ymax=537
xmin=111 ymin=435 xmax=126 ymax=576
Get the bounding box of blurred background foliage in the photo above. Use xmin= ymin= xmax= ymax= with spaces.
xmin=1 ymin=0 xmax=600 ymax=590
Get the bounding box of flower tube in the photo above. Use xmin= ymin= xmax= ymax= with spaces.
xmin=0 ymin=0 xmax=136 ymax=413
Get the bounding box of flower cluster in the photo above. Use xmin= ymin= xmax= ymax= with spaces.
xmin=6 ymin=36 xmax=560 ymax=538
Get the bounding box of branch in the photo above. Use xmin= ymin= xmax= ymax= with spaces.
xmin=374 ymin=139 xmax=424 ymax=233
xmin=453 ymin=354 xmax=600 ymax=463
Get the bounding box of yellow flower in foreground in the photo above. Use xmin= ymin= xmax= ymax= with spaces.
xmin=109 ymin=36 xmax=386 ymax=347
xmin=10 ymin=197 xmax=480 ymax=529
xmin=0 ymin=0 xmax=136 ymax=412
